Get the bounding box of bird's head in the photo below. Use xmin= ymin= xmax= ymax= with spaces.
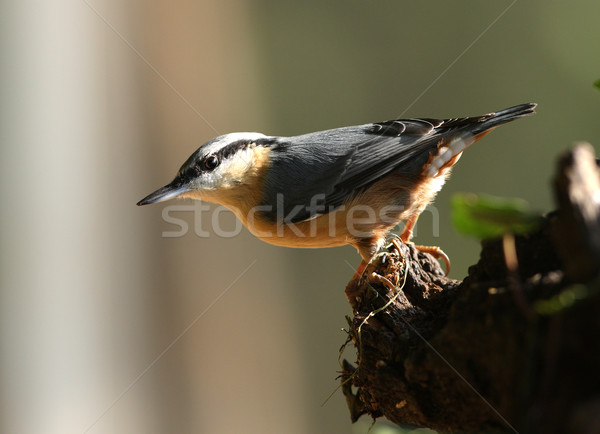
xmin=137 ymin=132 xmax=272 ymax=208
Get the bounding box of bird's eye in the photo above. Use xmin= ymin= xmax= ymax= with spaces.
xmin=204 ymin=155 xmax=219 ymax=170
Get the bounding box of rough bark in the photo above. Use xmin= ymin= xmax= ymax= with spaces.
xmin=341 ymin=144 xmax=600 ymax=434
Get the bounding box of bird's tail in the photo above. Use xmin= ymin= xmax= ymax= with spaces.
xmin=422 ymin=103 xmax=536 ymax=177
xmin=469 ymin=103 xmax=537 ymax=138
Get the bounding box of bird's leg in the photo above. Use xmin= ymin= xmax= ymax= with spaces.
xmin=399 ymin=215 xmax=417 ymax=243
xmin=346 ymin=240 xmax=387 ymax=305
xmin=398 ymin=215 xmax=451 ymax=275
xmin=346 ymin=259 xmax=368 ymax=306
xmin=351 ymin=260 xmax=368 ymax=282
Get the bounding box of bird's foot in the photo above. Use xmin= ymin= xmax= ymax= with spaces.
xmin=349 ymin=260 xmax=368 ymax=286
xmin=414 ymin=244 xmax=451 ymax=276
xmin=346 ymin=261 xmax=368 ymax=306
xmin=346 ymin=248 xmax=390 ymax=305
xmin=390 ymin=237 xmax=450 ymax=276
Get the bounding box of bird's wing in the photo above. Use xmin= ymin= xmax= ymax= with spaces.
xmin=260 ymin=119 xmax=444 ymax=223
xmin=259 ymin=103 xmax=536 ymax=223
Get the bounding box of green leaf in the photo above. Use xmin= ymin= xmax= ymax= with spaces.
xmin=534 ymin=284 xmax=594 ymax=315
xmin=595 ymin=79 xmax=600 ymax=90
xmin=451 ymin=193 xmax=542 ymax=240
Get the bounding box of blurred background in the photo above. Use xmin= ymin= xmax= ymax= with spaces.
xmin=1 ymin=0 xmax=599 ymax=433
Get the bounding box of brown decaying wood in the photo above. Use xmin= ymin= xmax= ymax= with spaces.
xmin=341 ymin=144 xmax=600 ymax=433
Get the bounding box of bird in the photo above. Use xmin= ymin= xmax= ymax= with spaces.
xmin=138 ymin=103 xmax=536 ymax=277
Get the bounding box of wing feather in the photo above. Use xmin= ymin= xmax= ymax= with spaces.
xmin=261 ymin=120 xmax=439 ymax=222
xmin=260 ymin=103 xmax=535 ymax=223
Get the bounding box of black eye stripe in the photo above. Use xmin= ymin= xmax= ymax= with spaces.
xmin=218 ymin=140 xmax=251 ymax=160
xmin=180 ymin=138 xmax=275 ymax=181
xmin=214 ymin=138 xmax=274 ymax=161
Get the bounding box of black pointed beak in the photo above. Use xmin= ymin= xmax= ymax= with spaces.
xmin=137 ymin=180 xmax=190 ymax=206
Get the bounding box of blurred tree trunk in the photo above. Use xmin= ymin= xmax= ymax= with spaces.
xmin=0 ymin=1 xmax=163 ymax=432
xmin=342 ymin=144 xmax=600 ymax=434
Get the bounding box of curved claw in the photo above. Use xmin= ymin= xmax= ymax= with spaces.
xmin=413 ymin=244 xmax=451 ymax=276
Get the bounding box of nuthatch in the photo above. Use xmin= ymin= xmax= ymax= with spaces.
xmin=138 ymin=103 xmax=536 ymax=275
